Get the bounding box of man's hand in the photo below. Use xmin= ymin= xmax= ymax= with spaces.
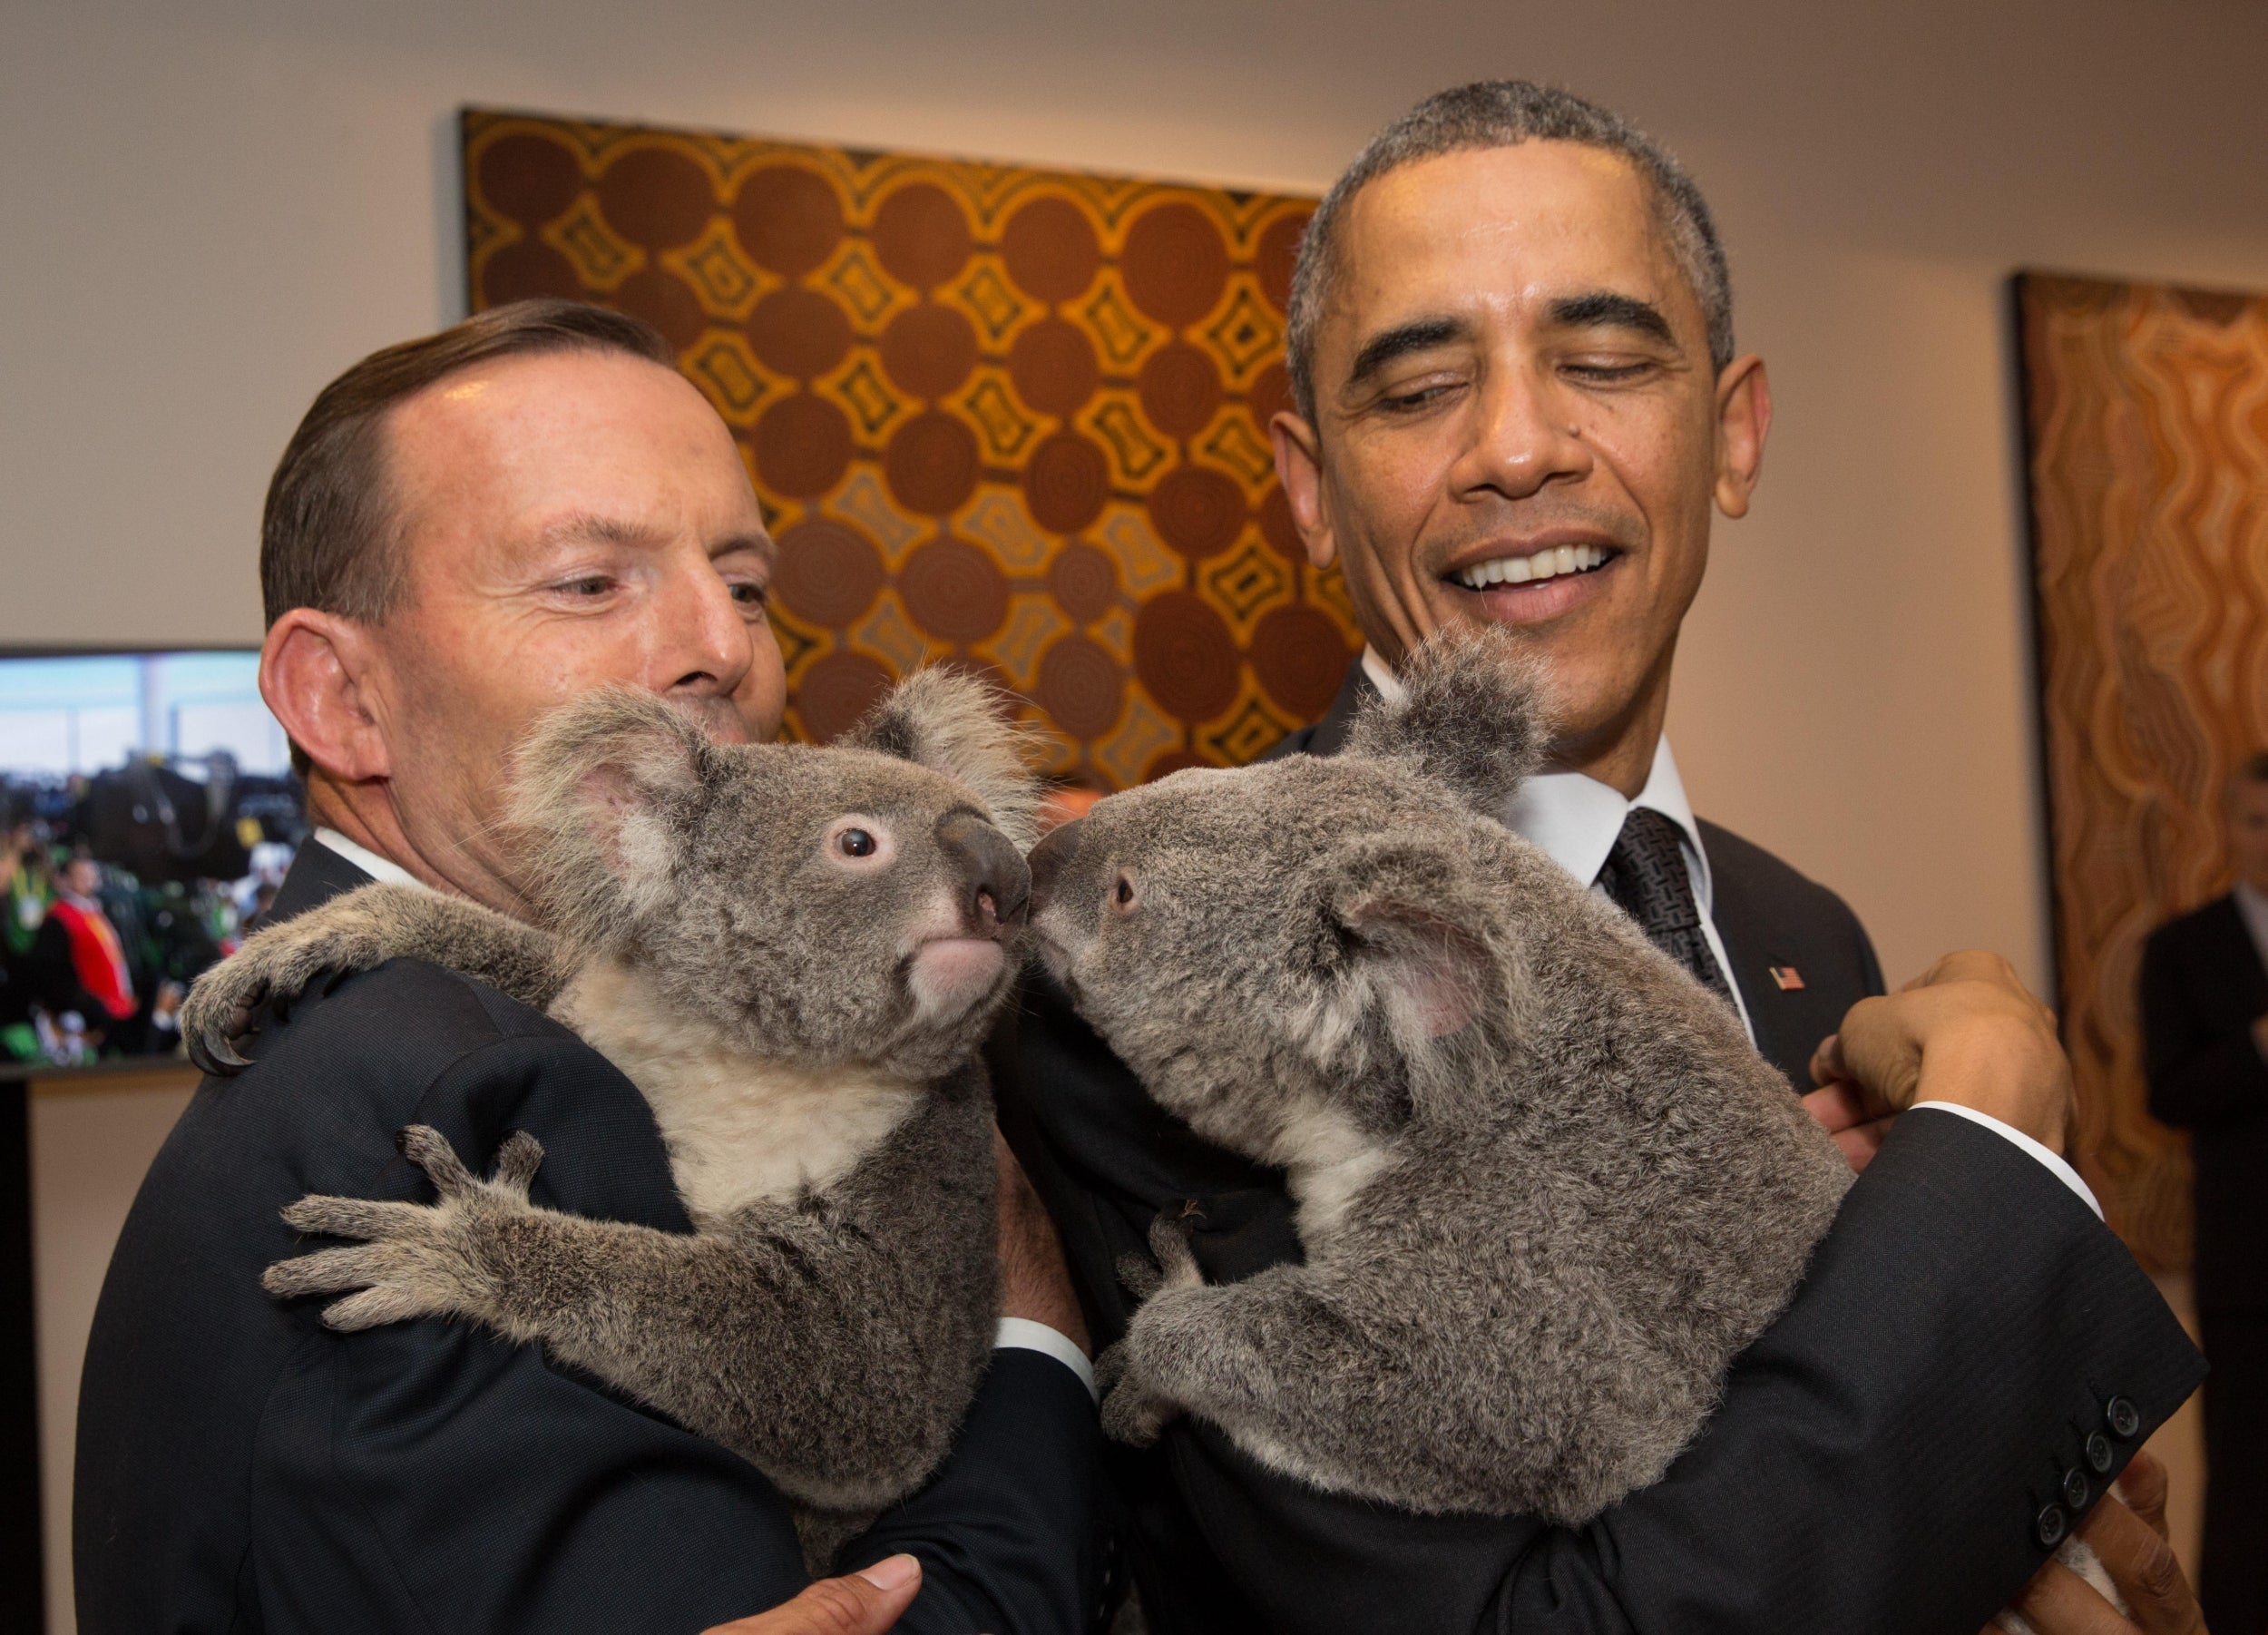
xmin=700 ymin=1554 xmax=923 ymax=1635
xmin=1810 ymin=950 xmax=2073 ymax=1150
xmin=995 ymin=1129 xmax=1090 ymax=1355
xmin=1801 ymin=1080 xmax=1894 ymax=1173
xmin=1989 ymin=1452 xmax=2204 ymax=1633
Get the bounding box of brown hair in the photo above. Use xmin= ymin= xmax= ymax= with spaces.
xmin=259 ymin=299 xmax=675 ymax=630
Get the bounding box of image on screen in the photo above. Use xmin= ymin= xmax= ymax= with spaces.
xmin=1 ymin=651 xmax=305 ymax=1072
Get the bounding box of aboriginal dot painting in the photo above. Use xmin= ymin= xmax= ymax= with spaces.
xmin=463 ymin=109 xmax=1355 ymax=786
xmin=2019 ymin=271 xmax=2268 ymax=1273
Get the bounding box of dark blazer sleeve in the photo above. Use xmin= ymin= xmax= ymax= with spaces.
xmin=2140 ymin=908 xmax=2268 ymax=1129
xmin=76 ymin=961 xmax=1101 ymax=1635
xmin=996 ymin=979 xmax=2203 ymax=1635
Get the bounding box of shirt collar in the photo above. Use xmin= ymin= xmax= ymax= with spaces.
xmin=312 ymin=827 xmax=431 ymax=893
xmin=1358 ymin=644 xmax=1712 ymax=904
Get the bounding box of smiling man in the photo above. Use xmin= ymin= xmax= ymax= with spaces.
xmin=994 ymin=82 xmax=2204 ymax=1634
xmin=74 ymin=302 xmax=1102 ymax=1635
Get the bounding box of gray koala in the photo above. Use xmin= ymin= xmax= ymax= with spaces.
xmin=182 ymin=671 xmax=1041 ymax=1566
xmin=1025 ymin=627 xmax=1855 ymax=1526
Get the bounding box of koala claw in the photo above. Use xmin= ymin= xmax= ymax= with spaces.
xmin=395 ymin=1124 xmax=543 ymax=1205
xmin=1147 ymin=1214 xmax=1203 ymax=1289
xmin=181 ymin=977 xmax=266 ymax=1077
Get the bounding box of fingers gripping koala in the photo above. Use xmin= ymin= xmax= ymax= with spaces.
xmin=185 ymin=671 xmax=1041 ymax=1560
xmin=1028 ymin=628 xmax=1856 ymax=1525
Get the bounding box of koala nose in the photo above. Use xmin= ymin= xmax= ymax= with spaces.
xmin=936 ymin=809 xmax=1031 ymax=937
xmin=1026 ymin=818 xmax=1083 ymax=916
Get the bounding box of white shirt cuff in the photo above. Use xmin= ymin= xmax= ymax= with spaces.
xmin=992 ymin=1317 xmax=1098 ymax=1403
xmin=1910 ymin=1101 xmax=2102 ymax=1219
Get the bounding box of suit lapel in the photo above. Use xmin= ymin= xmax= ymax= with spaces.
xmin=264 ymin=840 xmax=375 ymax=927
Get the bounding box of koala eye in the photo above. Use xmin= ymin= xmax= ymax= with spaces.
xmin=822 ymin=816 xmax=893 ymax=869
xmin=1111 ymin=873 xmax=1137 ymax=911
xmin=837 ymin=827 xmax=876 ymax=858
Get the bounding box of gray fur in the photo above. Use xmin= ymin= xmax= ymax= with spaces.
xmin=1031 ymin=624 xmax=1853 ymax=1523
xmin=185 ymin=673 xmax=1040 ymax=1566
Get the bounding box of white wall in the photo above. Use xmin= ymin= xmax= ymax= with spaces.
xmin=8 ymin=0 xmax=2268 ymax=986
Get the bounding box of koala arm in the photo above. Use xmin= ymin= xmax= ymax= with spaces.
xmin=185 ymin=884 xmax=566 ymax=1072
xmin=267 ymin=1090 xmax=999 ymax=1514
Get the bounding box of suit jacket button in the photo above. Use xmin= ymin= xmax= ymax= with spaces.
xmin=2086 ymin=1431 xmax=2115 ymax=1474
xmin=2106 ymin=1396 xmax=2140 ymax=1439
xmin=2062 ymin=1468 xmax=2091 ymax=1510
xmin=2036 ymin=1503 xmax=2069 ymax=1549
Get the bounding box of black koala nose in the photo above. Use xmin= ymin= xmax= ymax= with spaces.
xmin=1026 ymin=818 xmax=1083 ymax=917
xmin=936 ymin=809 xmax=1031 ymax=937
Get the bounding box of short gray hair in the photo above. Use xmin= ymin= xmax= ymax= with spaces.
xmin=1284 ymin=82 xmax=1735 ymax=422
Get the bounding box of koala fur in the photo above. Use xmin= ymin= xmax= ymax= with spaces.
xmin=183 ymin=672 xmax=1041 ymax=1565
xmin=1027 ymin=627 xmax=1855 ymax=1524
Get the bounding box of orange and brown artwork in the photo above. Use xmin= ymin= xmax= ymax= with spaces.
xmin=2018 ymin=271 xmax=2268 ymax=1272
xmin=462 ymin=108 xmax=1357 ymax=788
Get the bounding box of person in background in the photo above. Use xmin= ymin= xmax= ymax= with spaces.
xmin=31 ymin=852 xmax=140 ymax=1051
xmin=2142 ymin=747 xmax=2268 ymax=1635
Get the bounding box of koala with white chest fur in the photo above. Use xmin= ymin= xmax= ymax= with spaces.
xmin=1028 ymin=628 xmax=2124 ymax=1624
xmin=1026 ymin=627 xmax=1855 ymax=1525
xmin=183 ymin=671 xmax=1040 ymax=1565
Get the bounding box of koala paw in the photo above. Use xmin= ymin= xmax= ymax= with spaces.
xmin=262 ymin=1125 xmax=545 ymax=1333
xmin=1117 ymin=1208 xmax=1206 ymax=1302
xmin=1097 ymin=1341 xmax=1183 ymax=1446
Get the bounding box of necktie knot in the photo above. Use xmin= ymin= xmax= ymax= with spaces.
xmin=1596 ymin=808 xmax=1735 ymax=1010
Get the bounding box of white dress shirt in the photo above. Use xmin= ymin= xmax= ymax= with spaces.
xmin=306 ymin=829 xmax=1098 ymax=1395
xmin=1357 ymin=649 xmax=2100 ymax=1216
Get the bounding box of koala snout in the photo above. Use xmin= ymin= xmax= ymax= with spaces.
xmin=937 ymin=809 xmax=1031 ymax=937
xmin=1026 ymin=818 xmax=1083 ymax=917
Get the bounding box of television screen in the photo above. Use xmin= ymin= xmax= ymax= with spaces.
xmin=1 ymin=650 xmax=305 ymax=1072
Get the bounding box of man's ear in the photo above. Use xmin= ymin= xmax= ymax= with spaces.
xmin=259 ymin=609 xmax=392 ymax=783
xmin=1270 ymin=410 xmax=1336 ymax=572
xmin=1314 ymin=836 xmax=1519 ymax=1125
xmin=844 ymin=667 xmax=1042 ymax=850
xmin=1345 ymin=624 xmax=1549 ymax=816
xmin=507 ymin=687 xmax=711 ymax=941
xmin=1713 ymin=354 xmax=1770 ymax=519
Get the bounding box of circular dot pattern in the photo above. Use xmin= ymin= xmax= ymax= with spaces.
xmin=755 ymin=393 xmax=854 ymax=498
xmin=775 ymin=518 xmax=885 ymax=626
xmin=1046 ymin=543 xmax=1118 ymax=622
xmin=613 ymin=266 xmax=707 ymax=351
xmin=748 ymin=287 xmax=853 ymax=380
xmin=1133 ymin=592 xmax=1240 ymax=720
xmin=1009 ymin=318 xmax=1100 ymax=417
xmin=1251 ymin=605 xmax=1350 ymax=718
xmin=885 ymin=411 xmax=982 ymax=516
xmin=873 ymin=183 xmax=973 ymax=290
xmin=597 ymin=146 xmax=713 ymax=249
xmin=881 ymin=302 xmax=979 ymax=399
xmin=899 ymin=538 xmax=1011 ymax=643
xmin=1149 ymin=465 xmax=1246 ymax=560
xmin=479 ymin=133 xmax=582 ymax=224
xmin=797 ymin=651 xmax=894 ymax=742
xmin=1024 ymin=432 xmax=1110 ymax=534
xmin=1121 ymin=202 xmax=1230 ymax=328
xmin=1139 ymin=342 xmax=1225 ymax=438
xmin=1002 ymin=196 xmax=1102 ymax=304
xmin=1036 ymin=636 xmax=1124 ymax=738
xmin=732 ymin=165 xmax=845 ymax=277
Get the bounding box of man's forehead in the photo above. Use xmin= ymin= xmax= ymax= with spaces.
xmin=1332 ymin=142 xmax=1683 ymax=323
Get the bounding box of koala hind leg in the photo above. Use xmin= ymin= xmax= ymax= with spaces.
xmin=186 ymin=884 xmax=566 ymax=1072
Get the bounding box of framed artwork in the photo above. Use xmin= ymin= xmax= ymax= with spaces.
xmin=2016 ymin=270 xmax=2268 ymax=1270
xmin=461 ymin=108 xmax=1355 ymax=789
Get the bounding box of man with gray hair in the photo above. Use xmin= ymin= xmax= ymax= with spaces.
xmin=998 ymin=81 xmax=2204 ymax=1633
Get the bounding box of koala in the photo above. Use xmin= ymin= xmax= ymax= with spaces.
xmin=182 ymin=671 xmax=1041 ymax=1568
xmin=1025 ymin=626 xmax=1855 ymax=1525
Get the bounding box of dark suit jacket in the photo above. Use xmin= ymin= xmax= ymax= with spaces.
xmin=2141 ymin=892 xmax=2268 ymax=1312
xmin=76 ymin=840 xmax=1104 ymax=1635
xmin=992 ymin=660 xmax=2202 ymax=1635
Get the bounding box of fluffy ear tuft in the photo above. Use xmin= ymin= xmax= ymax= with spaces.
xmin=505 ymin=687 xmax=714 ymax=947
xmin=843 ymin=667 xmax=1044 ymax=850
xmin=1311 ymin=835 xmax=1523 ymax=1127
xmin=1345 ymin=625 xmax=1549 ymax=817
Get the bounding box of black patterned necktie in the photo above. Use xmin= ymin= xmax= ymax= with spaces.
xmin=1595 ymin=807 xmax=1738 ymax=1010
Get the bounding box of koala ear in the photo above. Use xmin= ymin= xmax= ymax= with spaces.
xmin=1345 ymin=624 xmax=1549 ymax=817
xmin=506 ymin=687 xmax=713 ymax=945
xmin=1312 ymin=834 xmax=1518 ymax=1126
xmin=842 ymin=666 xmax=1043 ymax=851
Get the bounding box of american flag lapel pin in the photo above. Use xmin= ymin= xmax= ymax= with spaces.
xmin=1768 ymin=964 xmax=1805 ymax=992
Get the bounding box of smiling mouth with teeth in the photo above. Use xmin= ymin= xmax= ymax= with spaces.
xmin=1451 ymin=543 xmax=1614 ymax=590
